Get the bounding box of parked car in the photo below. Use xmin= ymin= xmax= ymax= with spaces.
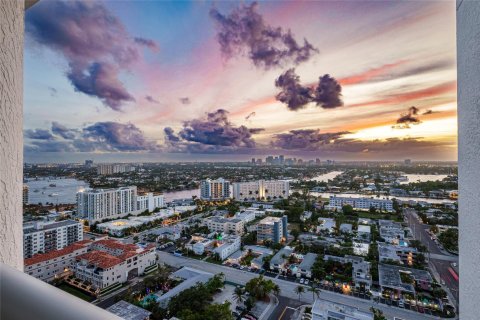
xmin=304 ymin=279 xmax=309 ymax=285
xmin=300 ymin=278 xmax=305 ymax=284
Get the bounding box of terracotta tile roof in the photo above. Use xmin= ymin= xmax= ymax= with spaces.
xmin=25 ymin=240 xmax=92 ymax=266
xmin=92 ymin=239 xmax=138 ymax=251
xmin=76 ymin=251 xmax=123 ymax=269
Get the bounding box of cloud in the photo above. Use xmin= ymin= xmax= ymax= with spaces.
xmin=164 ymin=109 xmax=264 ymax=153
xmin=67 ymin=62 xmax=134 ymax=110
xmin=179 ymin=97 xmax=191 ymax=105
xmin=24 ymin=129 xmax=55 ymax=140
xmin=26 ymin=1 xmax=156 ymax=110
xmin=51 ymin=121 xmax=76 ymax=139
xmin=145 ymin=95 xmax=160 ymax=104
xmin=25 ymin=121 xmax=159 ymax=152
xmin=275 ymin=69 xmax=313 ymax=111
xmin=275 ymin=69 xmax=343 ymax=111
xmin=245 ymin=112 xmax=256 ymax=120
xmin=48 ymin=87 xmax=57 ymax=97
xmin=270 ymin=129 xmax=351 ymax=150
xmin=210 ymin=2 xmax=318 ymax=69
xmin=134 ymin=37 xmax=159 ymax=51
xmin=392 ymin=106 xmax=422 ymax=129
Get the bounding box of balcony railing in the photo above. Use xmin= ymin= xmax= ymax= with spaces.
xmin=0 ymin=263 xmax=121 ymax=320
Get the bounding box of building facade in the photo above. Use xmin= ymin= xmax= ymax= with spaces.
xmin=200 ymin=178 xmax=230 ymax=200
xmin=205 ymin=216 xmax=245 ymax=235
xmin=23 ymin=220 xmax=83 ymax=258
xmin=232 ymin=180 xmax=289 ymax=201
xmin=77 ymin=186 xmax=138 ymax=223
xmin=73 ymin=239 xmax=156 ymax=290
xmin=257 ymin=215 xmax=288 ymax=244
xmin=328 ymin=196 xmax=394 ymax=212
xmin=136 ymin=193 xmax=164 ymax=212
xmin=96 ymin=163 xmax=136 ymax=175
xmin=24 ymin=240 xmax=92 ymax=282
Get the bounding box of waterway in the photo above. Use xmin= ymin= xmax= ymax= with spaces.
xmin=26 ymin=178 xmax=88 ymax=204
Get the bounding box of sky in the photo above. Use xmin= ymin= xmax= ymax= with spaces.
xmin=24 ymin=0 xmax=457 ymax=163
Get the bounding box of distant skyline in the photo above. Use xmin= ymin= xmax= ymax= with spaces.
xmin=24 ymin=0 xmax=457 ymax=162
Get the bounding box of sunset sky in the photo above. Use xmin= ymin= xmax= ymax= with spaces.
xmin=24 ymin=0 xmax=457 ymax=162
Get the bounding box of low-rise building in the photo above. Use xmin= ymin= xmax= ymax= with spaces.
xmin=298 ymin=252 xmax=318 ymax=278
xmin=257 ymin=215 xmax=288 ymax=244
xmin=357 ymin=225 xmax=371 ymax=241
xmin=378 ymin=243 xmax=419 ymax=266
xmin=316 ymin=218 xmax=335 ymax=234
xmin=311 ymin=298 xmax=373 ymax=320
xmin=107 ymin=300 xmax=151 ymax=320
xmin=24 ymin=240 xmax=92 ymax=282
xmin=339 ymin=223 xmax=353 ymax=233
xmin=378 ymin=264 xmax=433 ymax=300
xmin=213 ymin=235 xmax=241 ymax=260
xmin=324 ymin=255 xmax=372 ymax=290
xmin=328 ymin=196 xmax=394 ymax=212
xmin=234 ymin=210 xmax=257 ymax=223
xmin=73 ymin=239 xmax=156 ymax=291
xmin=270 ymin=247 xmax=293 ymax=271
xmin=378 ymin=220 xmax=405 ymax=244
xmin=204 ymin=216 xmax=245 ymax=235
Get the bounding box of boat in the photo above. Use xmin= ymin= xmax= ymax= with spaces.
xmin=48 ymin=193 xmax=59 ymax=197
xmin=49 ymin=183 xmax=56 ymax=187
xmin=33 ymin=189 xmax=39 ymax=193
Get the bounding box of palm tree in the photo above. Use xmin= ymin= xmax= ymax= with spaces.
xmin=308 ymin=285 xmax=321 ymax=301
xmin=232 ymin=286 xmax=244 ymax=304
xmin=295 ymin=285 xmax=305 ymax=301
xmin=272 ymin=284 xmax=281 ymax=297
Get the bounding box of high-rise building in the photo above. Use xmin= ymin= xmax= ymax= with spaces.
xmin=327 ymin=196 xmax=394 ymax=212
xmin=200 ymin=178 xmax=230 ymax=200
xmin=404 ymin=159 xmax=412 ymax=165
xmin=279 ymin=155 xmax=285 ymax=164
xmin=136 ymin=193 xmax=164 ymax=212
xmin=251 ymin=158 xmax=256 ymax=164
xmin=257 ymin=215 xmax=288 ymax=244
xmin=84 ymin=159 xmax=93 ymax=168
xmin=23 ymin=220 xmax=83 ymax=258
xmin=96 ymin=163 xmax=136 ymax=175
xmin=77 ymin=186 xmax=138 ymax=222
xmin=23 ymin=184 xmax=29 ymax=205
xmin=232 ymin=180 xmax=290 ymax=201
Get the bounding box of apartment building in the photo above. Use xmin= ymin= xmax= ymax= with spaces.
xmin=24 ymin=240 xmax=92 ymax=282
xmin=23 ymin=220 xmax=83 ymax=258
xmin=257 ymin=215 xmax=288 ymax=244
xmin=200 ymin=178 xmax=230 ymax=200
xmin=213 ymin=235 xmax=241 ymax=260
xmin=136 ymin=193 xmax=164 ymax=212
xmin=73 ymin=239 xmax=156 ymax=290
xmin=204 ymin=216 xmax=245 ymax=235
xmin=76 ymin=186 xmax=138 ymax=223
xmin=232 ymin=179 xmax=289 ymax=201
xmin=378 ymin=243 xmax=419 ymax=266
xmin=96 ymin=163 xmax=136 ymax=175
xmin=328 ymin=196 xmax=394 ymax=212
xmin=234 ymin=210 xmax=257 ymax=223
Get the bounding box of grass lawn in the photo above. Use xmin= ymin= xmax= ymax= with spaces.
xmin=357 ymin=212 xmax=402 ymax=221
xmin=57 ymin=283 xmax=94 ymax=302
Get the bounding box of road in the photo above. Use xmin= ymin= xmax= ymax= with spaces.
xmin=405 ymin=209 xmax=459 ymax=306
xmin=157 ymin=251 xmax=442 ymax=320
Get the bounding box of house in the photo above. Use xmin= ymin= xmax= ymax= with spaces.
xmin=357 ymin=225 xmax=371 ymax=241
xmin=270 ymin=247 xmax=293 ymax=271
xmin=301 ymin=211 xmax=313 ymax=222
xmin=298 ymin=253 xmax=318 ymax=278
xmin=317 ymin=218 xmax=335 ymax=234
xmin=339 ymin=223 xmax=353 ymax=234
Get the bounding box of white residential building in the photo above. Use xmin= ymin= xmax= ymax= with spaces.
xmin=97 ymin=163 xmax=136 ymax=175
xmin=73 ymin=239 xmax=157 ymax=290
xmin=24 ymin=240 xmax=92 ymax=282
xmin=232 ymin=180 xmax=289 ymax=201
xmin=213 ymin=235 xmax=241 ymax=260
xmin=328 ymin=196 xmax=394 ymax=212
xmin=200 ymin=178 xmax=230 ymax=200
xmin=23 ymin=220 xmax=83 ymax=258
xmin=312 ymin=299 xmax=373 ymax=320
xmin=77 ymin=186 xmax=138 ymax=223
xmin=234 ymin=210 xmax=257 ymax=223
xmin=136 ymin=193 xmax=164 ymax=212
xmin=205 ymin=216 xmax=245 ymax=235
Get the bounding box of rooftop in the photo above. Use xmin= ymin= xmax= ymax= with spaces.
xmin=298 ymin=253 xmax=318 ymax=271
xmin=312 ymin=298 xmax=373 ymax=320
xmin=106 ymin=300 xmax=151 ymax=320
xmin=24 ymin=219 xmax=80 ymax=234
xmin=25 ymin=240 xmax=92 ymax=266
xmin=258 ymin=216 xmax=283 ymax=225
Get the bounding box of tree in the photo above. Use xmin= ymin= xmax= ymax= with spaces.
xmin=342 ymin=204 xmax=354 ymax=215
xmin=430 ymin=225 xmax=439 ymax=234
xmin=308 ymin=285 xmax=321 ymax=301
xmin=245 ymin=296 xmax=256 ymax=312
xmin=232 ymin=286 xmax=244 ymax=304
xmin=295 ymin=285 xmax=305 ymax=301
xmin=290 ymin=228 xmax=300 ymax=242
xmin=370 ymin=307 xmax=387 ymax=320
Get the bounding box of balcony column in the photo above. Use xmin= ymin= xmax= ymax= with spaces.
xmin=458 ymin=0 xmax=480 ymax=317
xmin=0 ymin=0 xmax=24 ymax=270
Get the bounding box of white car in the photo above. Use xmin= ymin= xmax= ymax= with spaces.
xmin=300 ymin=278 xmax=305 ymax=284
xmin=304 ymin=279 xmax=309 ymax=285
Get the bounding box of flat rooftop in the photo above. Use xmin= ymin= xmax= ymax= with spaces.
xmin=107 ymin=300 xmax=151 ymax=320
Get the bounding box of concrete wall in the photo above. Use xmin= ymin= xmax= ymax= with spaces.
xmin=0 ymin=1 xmax=24 ymax=270
xmin=457 ymin=0 xmax=480 ymax=318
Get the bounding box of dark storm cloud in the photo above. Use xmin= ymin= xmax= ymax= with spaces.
xmin=275 ymin=69 xmax=343 ymax=111
xmin=392 ymin=106 xmax=422 ymax=129
xmin=81 ymin=122 xmax=159 ymax=152
xmin=134 ymin=37 xmax=159 ymax=51
xmin=26 ymin=1 xmax=156 ymax=110
xmin=164 ymin=109 xmax=264 ymax=153
xmin=51 ymin=121 xmax=76 ymax=139
xmin=275 ymin=69 xmax=313 ymax=111
xmin=313 ymin=74 xmax=343 ymax=108
xmin=270 ymin=129 xmax=351 ymax=150
xmin=24 ymin=129 xmax=55 ymax=140
xmin=210 ymin=2 xmax=318 ymax=69
xmin=67 ymin=62 xmax=134 ymax=110
xmin=25 ymin=121 xmax=159 ymax=152
xmin=180 ymin=97 xmax=191 ymax=105
xmin=145 ymin=95 xmax=160 ymax=104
